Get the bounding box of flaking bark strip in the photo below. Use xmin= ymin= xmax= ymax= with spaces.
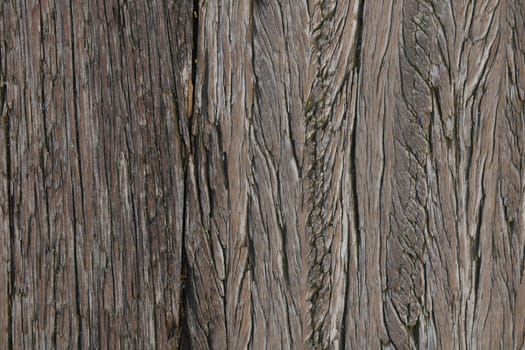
xmin=305 ymin=4 xmax=332 ymax=344
xmin=305 ymin=0 xmax=365 ymax=347
xmin=383 ymin=1 xmax=434 ymax=347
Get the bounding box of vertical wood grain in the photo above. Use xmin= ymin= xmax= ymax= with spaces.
xmin=1 ymin=0 xmax=524 ymax=349
xmin=1 ymin=0 xmax=191 ymax=348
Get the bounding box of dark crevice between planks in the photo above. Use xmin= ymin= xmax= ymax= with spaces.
xmin=6 ymin=122 xmax=13 ymax=350
xmin=1 ymin=42 xmax=14 ymax=350
xmin=68 ymin=2 xmax=84 ymax=348
xmin=177 ymin=0 xmax=200 ymax=347
xmin=178 ymin=176 xmax=189 ymax=349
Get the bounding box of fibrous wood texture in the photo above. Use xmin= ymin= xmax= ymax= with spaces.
xmin=1 ymin=0 xmax=525 ymax=349
xmin=1 ymin=0 xmax=191 ymax=348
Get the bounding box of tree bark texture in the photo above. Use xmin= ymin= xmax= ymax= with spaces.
xmin=1 ymin=0 xmax=525 ymax=349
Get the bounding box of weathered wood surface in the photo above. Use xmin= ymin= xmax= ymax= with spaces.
xmin=1 ymin=0 xmax=525 ymax=349
xmin=0 ymin=0 xmax=192 ymax=348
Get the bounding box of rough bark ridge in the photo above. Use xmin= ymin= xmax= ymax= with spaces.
xmin=0 ymin=0 xmax=524 ymax=349
xmin=187 ymin=0 xmax=525 ymax=348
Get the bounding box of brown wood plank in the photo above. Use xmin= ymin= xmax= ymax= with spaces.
xmin=1 ymin=0 xmax=524 ymax=349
